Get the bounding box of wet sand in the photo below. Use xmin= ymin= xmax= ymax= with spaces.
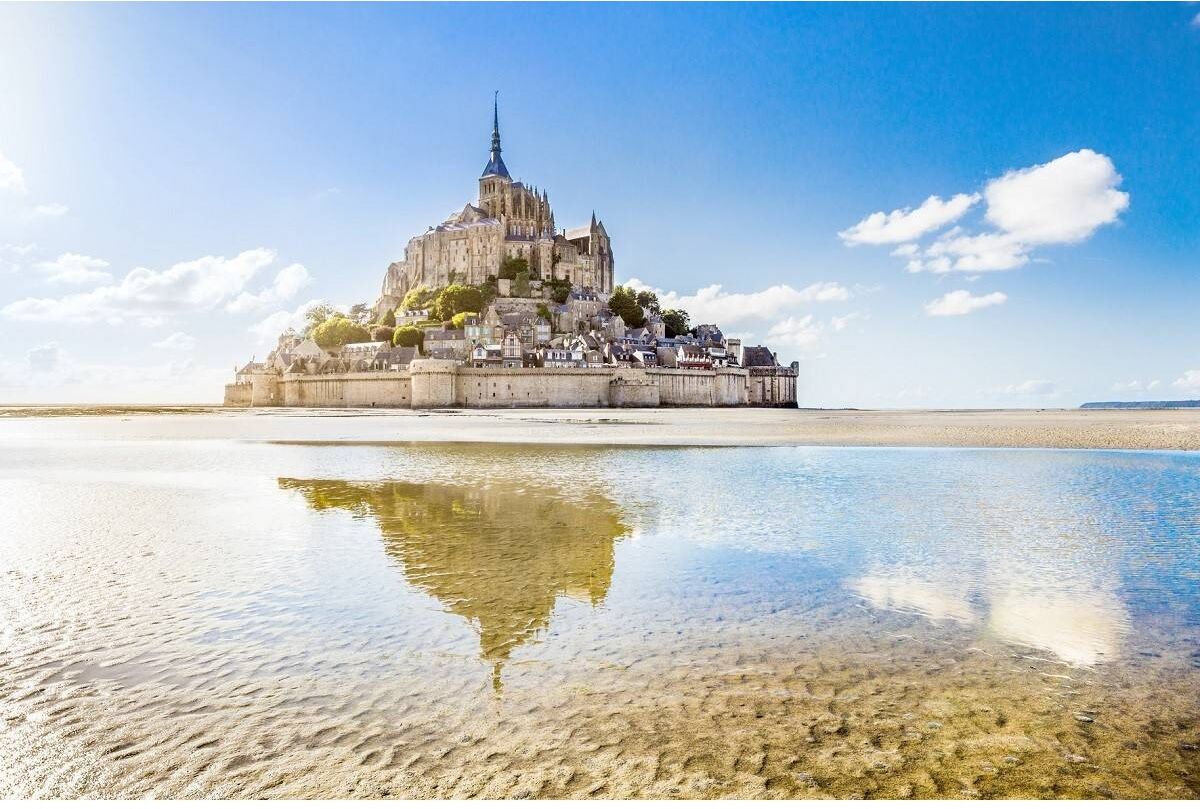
xmin=1 ymin=405 xmax=1198 ymax=451
xmin=2 ymin=438 xmax=1198 ymax=799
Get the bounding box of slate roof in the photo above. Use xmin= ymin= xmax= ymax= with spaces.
xmin=741 ymin=346 xmax=778 ymax=368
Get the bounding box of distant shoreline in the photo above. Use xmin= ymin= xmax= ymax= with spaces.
xmin=1 ymin=407 xmax=1198 ymax=452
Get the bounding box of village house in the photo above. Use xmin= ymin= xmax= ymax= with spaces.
xmin=462 ymin=315 xmax=488 ymax=343
xmin=423 ymin=327 xmax=467 ymax=358
xmin=470 ymin=342 xmax=503 ymax=367
xmin=537 ymin=346 xmax=584 ymax=368
xmin=396 ymin=308 xmax=431 ymax=326
xmin=501 ymin=332 xmax=524 ymax=368
xmin=677 ymin=343 xmax=713 ymax=370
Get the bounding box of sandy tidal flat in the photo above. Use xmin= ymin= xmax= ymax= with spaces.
xmin=1 ymin=426 xmax=1198 ymax=798
xmin=0 ymin=406 xmax=1198 ymax=450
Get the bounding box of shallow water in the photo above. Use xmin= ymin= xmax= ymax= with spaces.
xmin=1 ymin=428 xmax=1198 ymax=798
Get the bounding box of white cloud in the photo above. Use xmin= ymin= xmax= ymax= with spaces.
xmin=25 ymin=342 xmax=66 ymax=372
xmin=35 ymin=253 xmax=112 ymax=285
xmin=29 ymin=202 xmax=69 ymax=219
xmin=766 ymin=315 xmax=822 ymax=351
xmin=2 ymin=247 xmax=288 ymax=326
xmin=1172 ymin=370 xmax=1200 ymax=394
xmin=1193 ymin=11 xmax=1200 ymax=28
xmin=152 ymin=331 xmax=197 ymax=351
xmin=923 ymin=230 xmax=1028 ymax=272
xmin=924 ymin=289 xmax=1007 ymax=316
xmin=250 ymin=297 xmax=328 ymax=345
xmin=830 ymin=311 xmax=866 ymax=331
xmin=1111 ymin=379 xmax=1161 ymax=394
xmin=623 ymin=278 xmax=850 ymax=327
xmin=844 ymin=149 xmax=1128 ymax=275
xmin=1002 ymin=379 xmax=1057 ymax=396
xmin=0 ymin=148 xmax=26 ymax=194
xmin=838 ymin=193 xmax=979 ymax=246
xmin=225 ymin=262 xmax=312 ymax=313
xmin=0 ymin=344 xmax=229 ymax=404
xmin=983 ymin=149 xmax=1129 ymax=245
xmin=1 ymin=242 xmax=36 ymax=274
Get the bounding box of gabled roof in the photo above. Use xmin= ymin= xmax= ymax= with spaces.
xmin=742 ymin=346 xmax=778 ymax=368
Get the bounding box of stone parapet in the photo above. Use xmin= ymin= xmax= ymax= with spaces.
xmin=223 ymin=364 xmax=795 ymax=409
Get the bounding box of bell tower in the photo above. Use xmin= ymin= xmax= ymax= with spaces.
xmin=478 ymin=92 xmax=511 ymax=217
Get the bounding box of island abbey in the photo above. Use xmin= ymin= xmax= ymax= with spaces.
xmin=225 ymin=100 xmax=797 ymax=409
xmin=377 ymin=98 xmax=615 ymax=313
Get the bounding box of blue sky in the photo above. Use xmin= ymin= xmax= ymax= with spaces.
xmin=0 ymin=2 xmax=1197 ymax=406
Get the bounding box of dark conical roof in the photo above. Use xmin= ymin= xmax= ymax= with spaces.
xmin=481 ymin=92 xmax=510 ymax=178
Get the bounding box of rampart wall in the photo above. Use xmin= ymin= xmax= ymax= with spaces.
xmin=224 ymin=362 xmax=796 ymax=408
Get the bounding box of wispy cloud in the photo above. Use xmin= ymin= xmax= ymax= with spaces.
xmin=623 ymin=278 xmax=850 ymax=327
xmin=766 ymin=315 xmax=822 ymax=351
xmin=2 ymin=248 xmax=306 ymax=326
xmin=830 ymin=311 xmax=866 ymax=331
xmin=1111 ymin=379 xmax=1160 ymax=394
xmin=1001 ymin=379 xmax=1057 ymax=396
xmin=28 ymin=202 xmax=69 ymax=219
xmin=1172 ymin=369 xmax=1200 ymax=394
xmin=839 ymin=193 xmax=980 ymax=246
xmin=0 ymin=342 xmax=227 ymax=403
xmin=0 ymin=148 xmax=27 ymax=195
xmin=35 ymin=253 xmax=112 ymax=285
xmin=250 ymin=298 xmax=329 ymax=345
xmin=152 ymin=331 xmax=197 ymax=351
xmin=225 ymin=263 xmax=312 ymax=313
xmin=924 ymin=289 xmax=1007 ymax=316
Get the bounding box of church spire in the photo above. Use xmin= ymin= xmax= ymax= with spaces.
xmin=481 ymin=91 xmax=510 ymax=179
xmin=491 ymin=91 xmax=501 ymax=154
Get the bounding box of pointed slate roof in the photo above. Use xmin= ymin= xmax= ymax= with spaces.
xmin=481 ymin=93 xmax=510 ymax=179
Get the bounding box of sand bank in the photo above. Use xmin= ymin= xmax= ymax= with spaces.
xmin=1 ymin=406 xmax=1198 ymax=450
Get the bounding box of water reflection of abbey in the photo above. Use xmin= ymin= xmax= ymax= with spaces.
xmin=279 ymin=477 xmax=628 ymax=690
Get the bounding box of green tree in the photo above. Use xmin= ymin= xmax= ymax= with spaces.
xmin=303 ymin=303 xmax=339 ymax=337
xmin=401 ymin=285 xmax=437 ymax=312
xmin=608 ymin=285 xmax=645 ymax=328
xmin=311 ymin=316 xmax=371 ymax=349
xmin=392 ymin=325 xmax=424 ymax=349
xmin=450 ymin=311 xmax=478 ymax=330
xmin=380 ymin=308 xmax=396 ymax=328
xmin=536 ymin=303 xmax=553 ymax=322
xmin=480 ymin=275 xmax=499 ymax=306
xmin=433 ymin=284 xmax=485 ymax=321
xmin=635 ymin=290 xmax=661 ymax=315
xmin=662 ymin=308 xmax=690 ymax=338
xmin=512 ymin=270 xmax=531 ymax=298
xmin=348 ymin=302 xmax=372 ymax=325
xmin=370 ymin=325 xmax=394 ymax=342
xmin=498 ymin=256 xmax=528 ymax=281
xmin=544 ymin=278 xmax=571 ymax=304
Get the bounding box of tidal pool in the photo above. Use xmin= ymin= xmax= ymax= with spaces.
xmin=1 ymin=433 xmax=1198 ymax=798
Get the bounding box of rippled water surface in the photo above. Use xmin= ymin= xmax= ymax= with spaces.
xmin=1 ymin=426 xmax=1199 ymax=798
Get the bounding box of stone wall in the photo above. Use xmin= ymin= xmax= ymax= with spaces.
xmin=747 ymin=368 xmax=799 ymax=408
xmin=649 ymin=368 xmax=748 ymax=406
xmin=223 ymin=383 xmax=252 ymax=407
xmin=454 ymin=365 xmax=614 ymax=408
xmin=280 ymin=372 xmax=412 ymax=408
xmin=224 ymin=363 xmax=796 ymax=409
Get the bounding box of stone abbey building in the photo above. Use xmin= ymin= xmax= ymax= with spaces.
xmin=224 ymin=101 xmax=798 ymax=410
xmin=377 ymin=99 xmax=615 ymax=312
